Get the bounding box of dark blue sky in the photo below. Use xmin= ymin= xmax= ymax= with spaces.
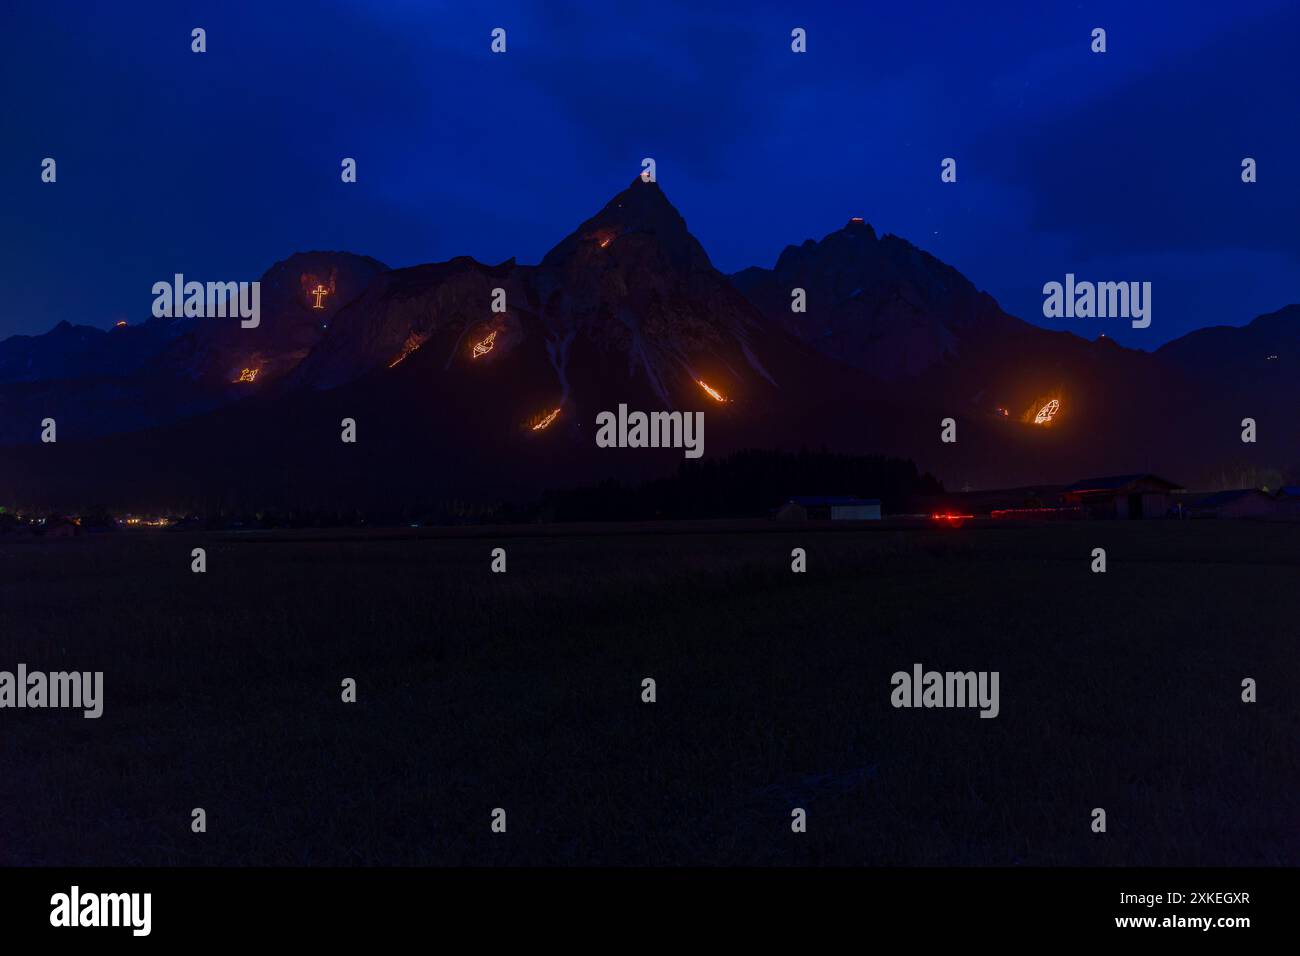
xmin=3 ymin=0 xmax=1296 ymax=347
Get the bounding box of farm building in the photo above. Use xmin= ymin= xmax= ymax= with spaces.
xmin=776 ymin=496 xmax=882 ymax=521
xmin=1061 ymin=474 xmax=1182 ymax=519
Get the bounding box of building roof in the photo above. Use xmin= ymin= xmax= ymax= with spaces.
xmin=785 ymin=496 xmax=881 ymax=506
xmin=1062 ymin=473 xmax=1182 ymax=494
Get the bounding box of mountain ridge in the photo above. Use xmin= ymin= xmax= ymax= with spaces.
xmin=1 ymin=179 xmax=1296 ymax=508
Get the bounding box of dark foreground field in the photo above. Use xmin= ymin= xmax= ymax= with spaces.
xmin=2 ymin=519 xmax=1296 ymax=866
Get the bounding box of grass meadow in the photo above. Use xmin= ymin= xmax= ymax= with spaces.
xmin=2 ymin=519 xmax=1296 ymax=865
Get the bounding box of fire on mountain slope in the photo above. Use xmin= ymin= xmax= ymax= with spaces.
xmin=291 ymin=178 xmax=794 ymax=426
xmin=155 ymin=251 xmax=388 ymax=387
xmin=290 ymin=258 xmax=527 ymax=390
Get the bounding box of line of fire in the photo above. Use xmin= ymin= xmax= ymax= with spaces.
xmin=696 ymin=379 xmax=727 ymax=403
xmin=388 ymin=332 xmax=428 ymax=368
xmin=530 ymin=407 xmax=561 ymax=431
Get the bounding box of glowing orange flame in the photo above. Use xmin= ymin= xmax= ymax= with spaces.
xmin=388 ymin=334 xmax=426 ymax=368
xmin=1034 ymin=399 xmax=1060 ymax=425
xmin=697 ymin=379 xmax=727 ymax=402
xmin=311 ymin=284 xmax=329 ymax=309
xmin=531 ymin=407 xmax=561 ymax=431
xmin=472 ymin=330 xmax=498 ymax=358
xmin=234 ymin=368 xmax=259 ymax=383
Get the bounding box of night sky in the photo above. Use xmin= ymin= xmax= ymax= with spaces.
xmin=3 ymin=0 xmax=1296 ymax=347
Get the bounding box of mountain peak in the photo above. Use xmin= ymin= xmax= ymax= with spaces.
xmin=772 ymin=219 xmax=882 ymax=273
xmin=604 ymin=175 xmax=676 ymax=215
xmin=541 ymin=177 xmax=712 ymax=272
xmin=843 ymin=216 xmax=877 ymax=239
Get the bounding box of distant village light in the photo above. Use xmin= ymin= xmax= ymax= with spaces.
xmin=114 ymin=320 xmax=128 ymax=328
xmin=121 ymin=515 xmax=171 ymax=528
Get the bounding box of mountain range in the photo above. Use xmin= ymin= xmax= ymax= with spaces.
xmin=1 ymin=177 xmax=1295 ymax=513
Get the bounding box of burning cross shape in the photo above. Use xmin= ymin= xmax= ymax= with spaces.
xmin=311 ymin=285 xmax=329 ymax=309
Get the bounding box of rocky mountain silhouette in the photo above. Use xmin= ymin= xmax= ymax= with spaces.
xmin=0 ymin=251 xmax=387 ymax=447
xmin=0 ymin=179 xmax=1295 ymax=511
xmin=732 ymin=220 xmax=1298 ymax=491
xmin=0 ymin=316 xmax=190 ymax=385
